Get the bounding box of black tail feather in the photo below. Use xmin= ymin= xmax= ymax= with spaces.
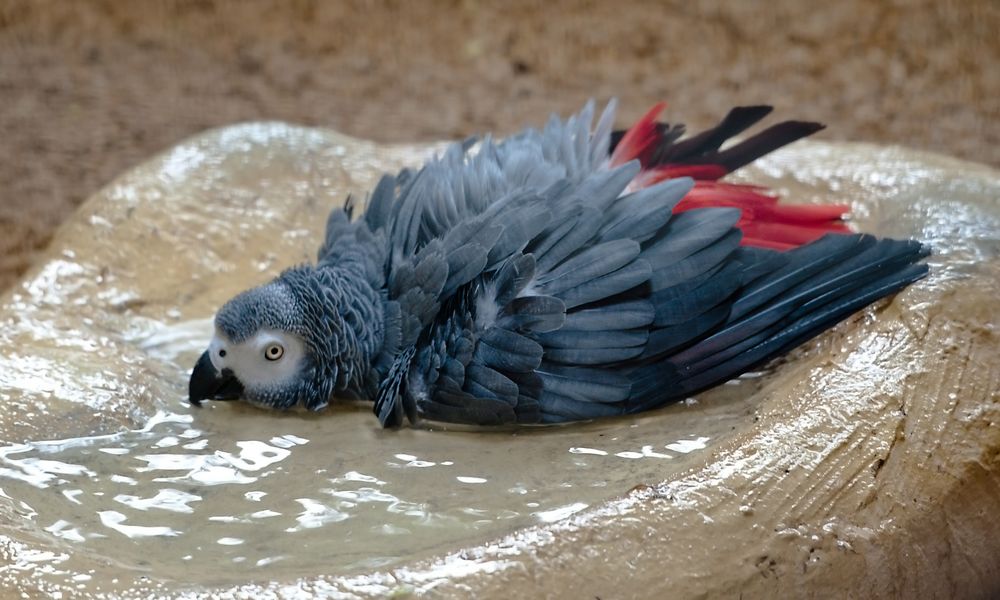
xmin=711 ymin=120 xmax=826 ymax=172
xmin=626 ymin=234 xmax=929 ymax=413
xmin=657 ymin=105 xmax=774 ymax=164
xmin=608 ymin=106 xmax=824 ymax=174
xmin=671 ymin=261 xmax=928 ymax=397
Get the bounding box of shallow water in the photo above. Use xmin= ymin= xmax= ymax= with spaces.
xmin=1 ymin=321 xmax=758 ymax=586
xmin=0 ymin=398 xmax=753 ymax=586
xmin=1 ymin=125 xmax=997 ymax=597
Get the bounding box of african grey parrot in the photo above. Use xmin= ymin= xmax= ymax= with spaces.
xmin=189 ymin=100 xmax=928 ymax=427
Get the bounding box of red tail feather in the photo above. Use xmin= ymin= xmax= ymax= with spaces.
xmin=609 ymin=102 xmax=666 ymax=168
xmin=640 ymin=164 xmax=728 ymax=184
xmin=738 ymin=221 xmax=849 ymax=247
xmin=739 ymin=237 xmax=797 ymax=251
xmin=614 ymin=102 xmax=848 ymax=250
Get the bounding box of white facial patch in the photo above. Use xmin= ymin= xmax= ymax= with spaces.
xmin=209 ymin=328 xmax=307 ymax=392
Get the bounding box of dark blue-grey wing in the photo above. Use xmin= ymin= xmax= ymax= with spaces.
xmin=367 ymin=101 xmax=929 ymax=427
xmin=626 ymin=233 xmax=929 ymax=414
xmin=410 ymin=180 xmax=928 ymax=426
xmin=412 ymin=166 xmax=696 ymax=425
xmin=408 ymin=253 xmax=560 ymax=426
xmin=528 ymin=197 xmax=743 ymax=423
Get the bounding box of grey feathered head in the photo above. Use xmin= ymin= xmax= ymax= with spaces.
xmin=189 ymin=263 xmax=383 ymax=411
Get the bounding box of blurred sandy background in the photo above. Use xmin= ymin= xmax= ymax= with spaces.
xmin=1 ymin=0 xmax=997 ymax=291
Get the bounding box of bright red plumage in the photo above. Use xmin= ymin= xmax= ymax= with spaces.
xmin=608 ymin=102 xmax=667 ymax=169
xmin=611 ymin=103 xmax=848 ymax=249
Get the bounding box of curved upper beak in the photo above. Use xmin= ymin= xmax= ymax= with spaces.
xmin=189 ymin=350 xmax=244 ymax=406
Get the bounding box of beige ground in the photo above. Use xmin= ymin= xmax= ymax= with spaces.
xmin=0 ymin=0 xmax=998 ymax=291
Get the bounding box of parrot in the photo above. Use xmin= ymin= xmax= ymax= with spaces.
xmin=188 ymin=100 xmax=929 ymax=428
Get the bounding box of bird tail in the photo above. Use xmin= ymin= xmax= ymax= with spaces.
xmin=627 ymin=233 xmax=930 ymax=413
xmin=609 ymin=103 xmax=846 ymax=250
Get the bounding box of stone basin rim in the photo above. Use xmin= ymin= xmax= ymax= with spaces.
xmin=2 ymin=122 xmax=998 ymax=598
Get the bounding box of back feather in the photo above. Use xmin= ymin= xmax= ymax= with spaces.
xmin=316 ymin=100 xmax=928 ymax=427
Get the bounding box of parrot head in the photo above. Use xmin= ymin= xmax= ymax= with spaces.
xmin=188 ymin=264 xmax=382 ymax=411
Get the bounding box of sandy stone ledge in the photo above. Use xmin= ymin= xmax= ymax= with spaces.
xmin=0 ymin=124 xmax=997 ymax=598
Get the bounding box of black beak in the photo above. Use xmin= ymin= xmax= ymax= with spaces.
xmin=189 ymin=350 xmax=244 ymax=406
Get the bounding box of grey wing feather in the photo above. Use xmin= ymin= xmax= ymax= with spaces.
xmin=345 ymin=100 xmax=927 ymax=427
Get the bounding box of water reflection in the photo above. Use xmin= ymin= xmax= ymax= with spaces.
xmin=536 ymin=502 xmax=589 ymax=523
xmin=0 ymin=388 xmax=734 ymax=586
xmin=113 ymin=488 xmax=201 ymax=513
xmin=98 ymin=510 xmax=181 ymax=538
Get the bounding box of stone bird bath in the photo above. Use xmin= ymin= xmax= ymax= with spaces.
xmin=0 ymin=124 xmax=998 ymax=598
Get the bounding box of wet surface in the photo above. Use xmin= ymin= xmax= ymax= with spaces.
xmin=0 ymin=125 xmax=997 ymax=598
xmin=1 ymin=344 xmax=753 ymax=586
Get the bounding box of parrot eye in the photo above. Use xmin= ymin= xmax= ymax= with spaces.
xmin=264 ymin=344 xmax=284 ymax=361
xmin=218 ymin=349 xmax=227 ymax=358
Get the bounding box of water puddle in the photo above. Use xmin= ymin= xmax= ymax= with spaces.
xmin=0 ymin=332 xmax=759 ymax=588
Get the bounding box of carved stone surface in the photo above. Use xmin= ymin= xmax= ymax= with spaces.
xmin=0 ymin=124 xmax=997 ymax=598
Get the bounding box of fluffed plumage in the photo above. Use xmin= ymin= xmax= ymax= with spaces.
xmin=188 ymin=100 xmax=929 ymax=428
